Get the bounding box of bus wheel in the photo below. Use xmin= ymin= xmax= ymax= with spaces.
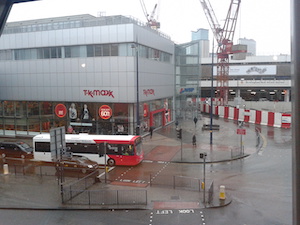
xmin=107 ymin=158 xmax=115 ymax=166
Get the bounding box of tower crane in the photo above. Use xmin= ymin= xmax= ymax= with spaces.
xmin=139 ymin=0 xmax=160 ymax=29
xmin=200 ymin=0 xmax=243 ymax=105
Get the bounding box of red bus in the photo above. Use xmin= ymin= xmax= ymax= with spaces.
xmin=33 ymin=133 xmax=144 ymax=166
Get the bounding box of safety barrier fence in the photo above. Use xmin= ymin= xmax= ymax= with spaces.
xmin=201 ymin=104 xmax=291 ymax=128
xmin=61 ymin=170 xmax=147 ymax=205
xmin=61 ymin=170 xmax=98 ymax=203
xmin=62 ymin=189 xmax=147 ymax=206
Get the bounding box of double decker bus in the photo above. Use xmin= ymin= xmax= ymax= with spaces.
xmin=32 ymin=133 xmax=143 ymax=166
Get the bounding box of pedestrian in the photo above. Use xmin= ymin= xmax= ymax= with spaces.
xmin=192 ymin=134 xmax=196 ymax=146
xmin=149 ymin=126 xmax=154 ymax=139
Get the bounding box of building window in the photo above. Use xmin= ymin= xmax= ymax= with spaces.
xmin=102 ymin=44 xmax=110 ymax=56
xmin=0 ymin=50 xmax=13 ymax=60
xmin=87 ymin=45 xmax=95 ymax=57
xmin=111 ymin=44 xmax=119 ymax=56
xmin=95 ymin=45 xmax=102 ymax=56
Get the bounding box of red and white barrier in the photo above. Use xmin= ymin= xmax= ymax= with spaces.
xmin=201 ymin=104 xmax=291 ymax=128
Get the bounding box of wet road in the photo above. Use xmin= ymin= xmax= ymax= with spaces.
xmin=0 ymin=118 xmax=293 ymax=225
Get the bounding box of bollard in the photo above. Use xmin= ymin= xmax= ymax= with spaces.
xmin=3 ymin=164 xmax=9 ymax=174
xmin=201 ymin=181 xmax=205 ymax=190
xmin=219 ymin=185 xmax=226 ymax=200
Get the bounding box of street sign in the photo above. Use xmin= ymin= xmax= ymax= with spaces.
xmin=50 ymin=127 xmax=66 ymax=161
xmin=237 ymin=128 xmax=246 ymax=135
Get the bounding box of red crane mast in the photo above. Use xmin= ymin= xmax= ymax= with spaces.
xmin=200 ymin=0 xmax=241 ymax=105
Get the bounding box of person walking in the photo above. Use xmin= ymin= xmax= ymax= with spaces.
xmin=192 ymin=134 xmax=196 ymax=147
xmin=149 ymin=126 xmax=154 ymax=139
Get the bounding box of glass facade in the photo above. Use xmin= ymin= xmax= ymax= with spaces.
xmin=175 ymin=41 xmax=202 ymax=119
xmin=0 ymin=43 xmax=171 ymax=63
xmin=0 ymin=99 xmax=173 ymax=136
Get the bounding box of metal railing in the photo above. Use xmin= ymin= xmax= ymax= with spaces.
xmin=63 ymin=189 xmax=147 ymax=206
xmin=61 ymin=170 xmax=98 ymax=203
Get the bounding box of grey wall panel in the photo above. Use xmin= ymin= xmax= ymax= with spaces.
xmin=24 ymin=87 xmax=31 ymax=100
xmin=109 ymin=25 xmax=118 ymax=43
xmin=69 ymin=29 xmax=78 ymax=45
xmin=64 ymin=73 xmax=73 ymax=87
xmin=85 ymin=73 xmax=95 ymax=86
xmin=93 ymin=57 xmax=102 ymax=72
xmin=43 ymin=87 xmax=51 ymax=101
xmin=85 ymin=58 xmax=95 ymax=73
xmin=22 ymin=33 xmax=29 ymax=48
xmin=62 ymin=29 xmax=71 ymax=46
xmin=92 ymin=26 xmax=100 ymax=44
xmin=43 ymin=73 xmax=51 ymax=88
xmin=35 ymin=32 xmax=42 ymax=47
xmin=41 ymin=31 xmax=50 ymax=47
xmin=50 ymin=87 xmax=59 ymax=101
xmin=77 ymin=28 xmax=85 ymax=44
xmin=102 ymin=72 xmax=111 ymax=87
xmin=84 ymin=27 xmax=93 ymax=44
xmin=118 ymin=87 xmax=129 ymax=102
xmin=57 ymin=72 xmax=65 ymax=87
xmin=40 ymin=59 xmax=51 ymax=73
xmin=22 ymin=61 xmax=30 ymax=74
xmin=0 ymin=34 xmax=8 ymax=49
xmin=55 ymin=59 xmax=65 ymax=73
xmin=30 ymin=73 xmax=38 ymax=87
xmin=100 ymin=26 xmax=109 ymax=43
xmin=54 ymin=30 xmax=64 ymax=46
xmin=118 ymin=71 xmax=128 ymax=87
xmin=70 ymin=73 xmax=80 ymax=87
xmin=101 ymin=57 xmax=110 ymax=72
xmin=79 ymin=72 xmax=87 ymax=86
xmin=36 ymin=71 xmax=43 ymax=87
xmin=110 ymin=57 xmax=119 ymax=72
xmin=70 ymin=59 xmax=80 ymax=73
xmin=35 ymin=60 xmax=44 ymax=73
xmin=94 ymin=71 xmax=103 ymax=86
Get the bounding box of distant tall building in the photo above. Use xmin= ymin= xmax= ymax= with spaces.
xmin=191 ymin=28 xmax=209 ymax=57
xmin=238 ymin=38 xmax=256 ymax=56
xmin=192 ymin=28 xmax=209 ymax=41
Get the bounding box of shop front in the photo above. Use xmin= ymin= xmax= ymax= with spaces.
xmin=0 ymin=98 xmax=173 ymax=137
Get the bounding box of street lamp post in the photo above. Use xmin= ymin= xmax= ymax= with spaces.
xmin=132 ymin=43 xmax=140 ymax=135
xmin=210 ymin=39 xmax=215 ymax=145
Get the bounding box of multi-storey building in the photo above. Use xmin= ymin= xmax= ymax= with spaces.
xmin=0 ymin=14 xmax=175 ymax=136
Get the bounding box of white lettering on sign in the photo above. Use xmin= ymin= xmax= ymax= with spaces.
xmin=83 ymin=90 xmax=115 ymax=98
xmin=101 ymin=110 xmax=111 ymax=117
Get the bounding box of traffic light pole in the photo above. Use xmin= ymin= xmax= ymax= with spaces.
xmin=176 ymin=127 xmax=183 ymax=161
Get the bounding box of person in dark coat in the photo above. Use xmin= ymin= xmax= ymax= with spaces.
xmin=192 ymin=134 xmax=196 ymax=146
xmin=149 ymin=126 xmax=154 ymax=139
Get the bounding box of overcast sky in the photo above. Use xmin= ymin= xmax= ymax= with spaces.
xmin=7 ymin=0 xmax=291 ymax=56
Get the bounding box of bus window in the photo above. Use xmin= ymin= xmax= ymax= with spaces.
xmin=121 ymin=145 xmax=133 ymax=156
xmin=107 ymin=144 xmax=120 ymax=155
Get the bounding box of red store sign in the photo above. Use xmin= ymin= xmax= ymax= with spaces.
xmin=55 ymin=104 xmax=67 ymax=118
xmin=99 ymin=105 xmax=112 ymax=120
